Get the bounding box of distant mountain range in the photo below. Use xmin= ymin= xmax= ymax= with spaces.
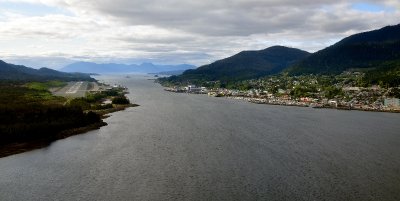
xmin=153 ymin=70 xmax=187 ymax=76
xmin=173 ymin=46 xmax=310 ymax=82
xmin=0 ymin=60 xmax=94 ymax=82
xmin=2 ymin=24 xmax=399 ymax=84
xmin=61 ymin=62 xmax=196 ymax=74
xmin=288 ymin=24 xmax=400 ymax=75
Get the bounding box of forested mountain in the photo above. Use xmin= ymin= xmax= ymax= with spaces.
xmin=0 ymin=60 xmax=94 ymax=81
xmin=165 ymin=46 xmax=310 ymax=83
xmin=288 ymin=24 xmax=400 ymax=75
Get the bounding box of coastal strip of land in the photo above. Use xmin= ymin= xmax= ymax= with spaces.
xmin=0 ymin=80 xmax=138 ymax=158
xmin=163 ymin=84 xmax=400 ymax=113
xmin=159 ymin=71 xmax=400 ymax=113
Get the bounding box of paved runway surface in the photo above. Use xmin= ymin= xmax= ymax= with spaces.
xmin=53 ymin=81 xmax=89 ymax=98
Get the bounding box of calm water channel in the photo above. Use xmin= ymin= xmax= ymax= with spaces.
xmin=1 ymin=75 xmax=400 ymax=201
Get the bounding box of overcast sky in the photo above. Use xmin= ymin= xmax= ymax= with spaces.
xmin=0 ymin=0 xmax=399 ymax=69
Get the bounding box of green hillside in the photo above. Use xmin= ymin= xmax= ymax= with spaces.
xmin=288 ymin=24 xmax=400 ymax=75
xmin=163 ymin=46 xmax=310 ymax=84
xmin=0 ymin=60 xmax=94 ymax=82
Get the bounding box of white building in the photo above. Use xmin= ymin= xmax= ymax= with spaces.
xmin=186 ymin=85 xmax=203 ymax=93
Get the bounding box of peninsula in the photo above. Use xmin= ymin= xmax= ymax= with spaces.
xmin=0 ymin=61 xmax=137 ymax=158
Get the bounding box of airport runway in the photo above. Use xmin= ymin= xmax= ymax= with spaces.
xmin=53 ymin=81 xmax=89 ymax=98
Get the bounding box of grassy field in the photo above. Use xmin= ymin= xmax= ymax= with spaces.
xmin=25 ymin=81 xmax=67 ymax=91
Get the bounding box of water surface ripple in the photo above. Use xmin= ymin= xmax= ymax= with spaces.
xmin=1 ymin=75 xmax=400 ymax=201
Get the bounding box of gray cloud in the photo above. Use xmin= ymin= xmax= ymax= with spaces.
xmin=65 ymin=0 xmax=399 ymax=36
xmin=0 ymin=0 xmax=399 ymax=68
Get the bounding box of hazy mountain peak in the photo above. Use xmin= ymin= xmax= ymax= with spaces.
xmin=140 ymin=62 xmax=156 ymax=67
xmin=61 ymin=61 xmax=195 ymax=74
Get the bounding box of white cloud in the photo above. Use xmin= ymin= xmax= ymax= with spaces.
xmin=0 ymin=0 xmax=399 ymax=68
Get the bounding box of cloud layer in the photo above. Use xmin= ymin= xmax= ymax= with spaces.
xmin=0 ymin=0 xmax=399 ymax=68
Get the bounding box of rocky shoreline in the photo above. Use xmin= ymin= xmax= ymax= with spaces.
xmin=181 ymin=93 xmax=400 ymax=113
xmin=233 ymin=96 xmax=400 ymax=113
